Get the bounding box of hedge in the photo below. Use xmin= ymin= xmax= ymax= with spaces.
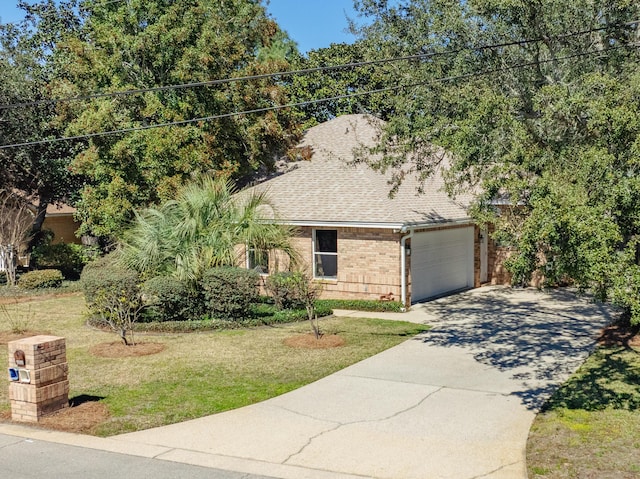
xmin=201 ymin=267 xmax=260 ymax=319
xmin=316 ymin=299 xmax=405 ymax=313
xmin=17 ymin=269 xmax=64 ymax=289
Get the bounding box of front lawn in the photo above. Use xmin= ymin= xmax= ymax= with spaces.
xmin=0 ymin=294 xmax=428 ymax=436
xmin=527 ymin=344 xmax=640 ymax=478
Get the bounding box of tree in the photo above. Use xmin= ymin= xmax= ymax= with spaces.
xmin=289 ymin=42 xmax=394 ymax=128
xmin=0 ymin=1 xmax=85 ymax=243
xmin=118 ymin=175 xmax=298 ymax=283
xmin=55 ymin=0 xmax=301 ymax=238
xmin=80 ymin=255 xmax=144 ymax=345
xmin=353 ymin=0 xmax=640 ymax=322
xmin=0 ymin=190 xmax=34 ymax=285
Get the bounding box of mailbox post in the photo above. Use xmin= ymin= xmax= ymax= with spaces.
xmin=7 ymin=335 xmax=69 ymax=422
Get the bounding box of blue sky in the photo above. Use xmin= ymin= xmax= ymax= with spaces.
xmin=0 ymin=0 xmax=360 ymax=53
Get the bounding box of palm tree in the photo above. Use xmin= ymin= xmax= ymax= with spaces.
xmin=118 ymin=176 xmax=298 ymax=281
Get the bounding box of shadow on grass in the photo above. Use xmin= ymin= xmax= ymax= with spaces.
xmin=542 ymin=347 xmax=640 ymax=412
xmin=69 ymin=394 xmax=106 ymax=407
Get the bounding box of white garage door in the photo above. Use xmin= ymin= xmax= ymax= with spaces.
xmin=411 ymin=227 xmax=474 ymax=302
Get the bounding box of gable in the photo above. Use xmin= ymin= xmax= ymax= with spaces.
xmin=244 ymin=114 xmax=472 ymax=228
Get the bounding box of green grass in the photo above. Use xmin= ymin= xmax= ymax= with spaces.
xmin=0 ymin=294 xmax=428 ymax=436
xmin=527 ymin=346 xmax=640 ymax=478
xmin=0 ymin=280 xmax=81 ymax=298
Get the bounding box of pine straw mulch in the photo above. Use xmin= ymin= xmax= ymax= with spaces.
xmin=88 ymin=341 xmax=166 ymax=357
xmin=283 ymin=333 xmax=345 ymax=349
xmin=0 ymin=399 xmax=110 ymax=435
xmin=0 ymin=330 xmax=51 ymax=345
xmin=597 ymin=321 xmax=640 ymax=349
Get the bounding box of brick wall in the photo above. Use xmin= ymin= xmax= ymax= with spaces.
xmin=288 ymin=227 xmax=403 ymax=301
xmin=263 ymin=224 xmax=486 ymax=303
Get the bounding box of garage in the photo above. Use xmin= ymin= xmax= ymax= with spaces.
xmin=410 ymin=226 xmax=475 ymax=302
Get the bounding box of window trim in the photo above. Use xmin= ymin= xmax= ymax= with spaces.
xmin=312 ymin=229 xmax=338 ymax=280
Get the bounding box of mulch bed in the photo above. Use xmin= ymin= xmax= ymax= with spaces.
xmin=283 ymin=333 xmax=345 ymax=349
xmin=0 ymin=331 xmax=51 ymax=345
xmin=37 ymin=401 xmax=110 ymax=434
xmin=88 ymin=342 xmax=166 ymax=358
xmin=0 ymin=401 xmax=110 ymax=435
xmin=597 ymin=322 xmax=640 ymax=348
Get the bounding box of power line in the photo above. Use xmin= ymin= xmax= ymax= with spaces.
xmin=1 ymin=44 xmax=635 ymax=151
xmin=0 ymin=20 xmax=637 ymax=111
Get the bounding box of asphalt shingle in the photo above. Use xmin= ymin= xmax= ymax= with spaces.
xmin=246 ymin=114 xmax=472 ymax=227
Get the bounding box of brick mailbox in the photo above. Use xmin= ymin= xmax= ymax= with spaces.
xmin=7 ymin=335 xmax=69 ymax=422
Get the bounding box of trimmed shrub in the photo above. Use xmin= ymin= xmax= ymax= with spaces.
xmin=200 ymin=267 xmax=260 ymax=320
xmin=17 ymin=269 xmax=64 ymax=289
xmin=80 ymin=255 xmax=143 ymax=345
xmin=142 ymin=276 xmax=204 ymax=322
xmin=264 ymin=271 xmax=306 ymax=310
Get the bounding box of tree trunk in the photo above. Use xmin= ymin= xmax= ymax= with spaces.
xmin=28 ymin=199 xmax=49 ymax=249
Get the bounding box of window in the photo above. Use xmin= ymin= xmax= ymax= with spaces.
xmin=247 ymin=247 xmax=269 ymax=274
xmin=313 ymin=229 xmax=337 ymax=279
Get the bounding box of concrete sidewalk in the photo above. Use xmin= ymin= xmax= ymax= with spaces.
xmin=0 ymin=286 xmax=614 ymax=479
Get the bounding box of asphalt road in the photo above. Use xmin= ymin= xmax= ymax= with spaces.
xmin=0 ymin=433 xmax=277 ymax=479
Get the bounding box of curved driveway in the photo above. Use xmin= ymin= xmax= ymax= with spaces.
xmin=0 ymin=287 xmax=614 ymax=479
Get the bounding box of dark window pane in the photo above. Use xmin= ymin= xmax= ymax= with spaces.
xmin=315 ymin=254 xmax=337 ymax=278
xmin=316 ymin=230 xmax=337 ymax=253
xmin=248 ymin=249 xmax=269 ymax=274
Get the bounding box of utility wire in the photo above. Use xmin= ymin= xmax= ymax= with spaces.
xmin=1 ymin=43 xmax=636 ymax=150
xmin=0 ymin=20 xmax=637 ymax=111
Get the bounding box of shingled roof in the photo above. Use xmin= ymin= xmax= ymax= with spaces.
xmin=244 ymin=114 xmax=472 ymax=229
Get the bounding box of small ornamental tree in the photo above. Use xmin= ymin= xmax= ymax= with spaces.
xmin=81 ymin=255 xmax=144 ymax=345
xmin=0 ymin=191 xmax=34 ymax=286
xmin=266 ymin=270 xmax=323 ymax=338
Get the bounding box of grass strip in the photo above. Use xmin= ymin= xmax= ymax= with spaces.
xmin=527 ymin=345 xmax=640 ymax=478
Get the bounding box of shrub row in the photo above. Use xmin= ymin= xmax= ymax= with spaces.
xmin=87 ymin=304 xmax=333 ymax=333
xmin=81 ymin=256 xmax=262 ymax=322
xmin=316 ymin=298 xmax=405 ymax=313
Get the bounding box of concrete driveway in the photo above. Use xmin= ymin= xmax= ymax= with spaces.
xmin=0 ymin=287 xmax=614 ymax=479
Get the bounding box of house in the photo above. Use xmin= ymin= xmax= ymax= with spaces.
xmin=243 ymin=114 xmax=501 ymax=306
xmin=0 ymin=195 xmax=81 ymax=273
xmin=40 ymin=202 xmax=82 ymax=245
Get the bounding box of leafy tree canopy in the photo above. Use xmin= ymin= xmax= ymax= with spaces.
xmin=352 ymin=0 xmax=640 ymax=321
xmin=289 ymin=41 xmax=395 ymax=128
xmin=0 ymin=0 xmax=85 ymax=239
xmin=55 ymin=0 xmax=301 ymax=238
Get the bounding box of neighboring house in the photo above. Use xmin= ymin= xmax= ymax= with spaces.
xmin=0 ymin=198 xmax=80 ymax=273
xmin=40 ymin=202 xmax=82 ymax=245
xmin=242 ymin=114 xmax=502 ymax=306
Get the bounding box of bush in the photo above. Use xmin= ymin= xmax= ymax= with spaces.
xmin=18 ymin=269 xmax=64 ymax=289
xmin=142 ymin=276 xmax=204 ymax=322
xmin=31 ymin=241 xmax=97 ymax=280
xmin=264 ymin=271 xmax=306 ymax=310
xmin=200 ymin=267 xmax=259 ymax=320
xmin=80 ymin=255 xmax=143 ymax=345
